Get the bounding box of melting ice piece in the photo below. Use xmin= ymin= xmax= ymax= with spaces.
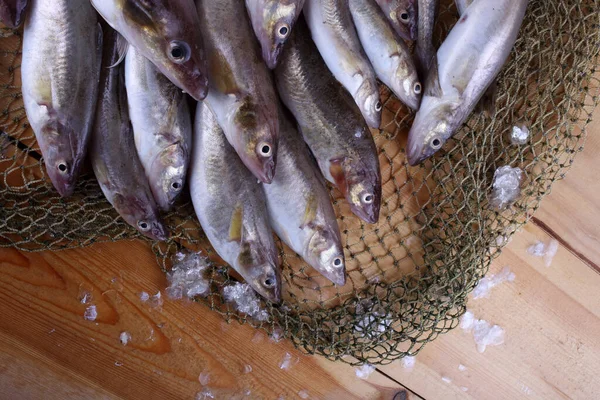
xmin=199 ymin=371 xmax=210 ymax=386
xmin=298 ymin=390 xmax=309 ymax=399
xmin=402 ymin=356 xmax=416 ymax=370
xmin=472 ymin=266 xmax=516 ymax=300
xmin=460 ymin=311 xmax=475 ymax=331
xmin=120 ymin=332 xmax=131 ymax=345
xmin=511 ymin=125 xmax=530 ymax=145
xmin=149 ymin=291 xmax=163 ymax=308
xmin=458 ymin=364 xmax=467 ymax=372
xmin=441 ymin=376 xmax=452 ymax=384
xmin=270 ymin=327 xmax=284 ymax=343
xmin=528 ymin=239 xmax=559 ymax=267
xmin=489 ymin=166 xmax=524 ymax=209
xmin=243 ymin=364 xmax=253 ymax=374
xmin=139 ymin=291 xmax=150 ymax=302
xmin=355 ymin=364 xmax=376 ymax=380
xmin=196 ymin=388 xmax=215 ymax=399
xmin=279 ymin=352 xmax=299 ymax=370
xmin=166 ymin=250 xmax=210 ymax=299
xmin=222 ymin=283 xmax=269 ymax=321
xmin=473 ymin=320 xmax=505 ymax=353
xmin=84 ymin=305 xmax=97 ymax=321
xmin=461 ymin=386 xmax=469 ymax=392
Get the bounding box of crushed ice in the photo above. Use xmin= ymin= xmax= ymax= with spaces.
xmin=148 ymin=291 xmax=163 ymax=308
xmin=402 ymin=356 xmax=416 ymax=370
xmin=472 ymin=266 xmax=516 ymax=300
xmin=489 ymin=166 xmax=524 ymax=209
xmin=84 ymin=305 xmax=97 ymax=321
xmin=243 ymin=364 xmax=253 ymax=374
xmin=279 ymin=352 xmax=299 ymax=371
xmin=270 ymin=327 xmax=284 ymax=343
xmin=298 ymin=390 xmax=309 ymax=399
xmin=222 ymin=282 xmax=269 ymax=321
xmin=119 ymin=331 xmax=131 ymax=346
xmin=461 ymin=386 xmax=469 ymax=392
xmin=355 ymin=364 xmax=376 ymax=380
xmin=139 ymin=291 xmax=149 ymax=302
xmin=458 ymin=364 xmax=467 ymax=372
xmin=196 ymin=388 xmax=215 ymax=400
xmin=441 ymin=376 xmax=452 ymax=384
xmin=166 ymin=251 xmax=210 ymax=299
xmin=199 ymin=371 xmax=210 ymax=386
xmin=114 ymin=361 xmax=123 ymax=367
xmin=354 ymin=302 xmax=392 ymax=338
xmin=460 ymin=310 xmax=505 ymax=353
xmin=511 ymin=125 xmax=530 ymax=145
xmin=527 ymin=239 xmax=559 ymax=267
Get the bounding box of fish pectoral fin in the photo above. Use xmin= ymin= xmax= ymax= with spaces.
xmin=475 ymin=79 xmax=499 ymax=118
xmin=228 ymin=203 xmax=244 ymax=243
xmin=300 ymin=193 xmax=318 ymax=229
xmin=329 ymin=157 xmax=349 ymax=197
xmin=108 ymin=32 xmax=129 ymax=69
xmin=424 ymin=55 xmax=443 ymax=98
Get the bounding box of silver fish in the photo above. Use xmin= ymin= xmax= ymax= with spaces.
xmin=454 ymin=0 xmax=470 ymax=15
xmin=374 ymin=0 xmax=418 ymax=41
xmin=0 ymin=0 xmax=28 ymax=28
xmin=263 ymin=111 xmax=346 ymax=285
xmin=275 ymin=19 xmax=382 ymax=224
xmin=407 ymin=0 xmax=529 ymax=165
xmin=190 ymin=102 xmax=281 ymax=303
xmin=197 ymin=0 xmax=279 ymax=184
xmin=125 ymin=45 xmax=192 ymax=211
xmin=245 ymin=0 xmax=306 ymax=69
xmin=90 ymin=29 xmax=167 ymax=241
xmin=91 ymin=0 xmax=208 ymax=101
xmin=303 ymin=0 xmax=382 ymax=128
xmin=414 ymin=0 xmax=438 ymax=79
xmin=350 ymin=0 xmax=422 ymax=111
xmin=21 ymin=0 xmax=101 ymax=197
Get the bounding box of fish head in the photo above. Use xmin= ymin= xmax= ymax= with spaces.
xmin=113 ymin=193 xmax=168 ymax=241
xmin=236 ymin=240 xmax=282 ymax=302
xmin=258 ymin=0 xmax=303 ymax=69
xmin=306 ymin=226 xmax=346 ymax=286
xmin=149 ymin=142 xmax=188 ymax=211
xmin=330 ymin=155 xmax=382 ymax=224
xmin=406 ymin=100 xmax=456 ymax=165
xmin=234 ymin=97 xmax=279 ymax=183
xmin=391 ymin=59 xmax=422 ymax=111
xmin=390 ymin=0 xmax=418 ymax=41
xmin=119 ymin=0 xmax=208 ymax=100
xmin=40 ymin=121 xmax=84 ymax=197
xmin=356 ymin=79 xmax=382 ymax=128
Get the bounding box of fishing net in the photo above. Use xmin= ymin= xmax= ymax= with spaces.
xmin=0 ymin=0 xmax=598 ymax=365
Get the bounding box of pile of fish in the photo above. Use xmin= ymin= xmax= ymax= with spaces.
xmin=11 ymin=0 xmax=528 ymax=302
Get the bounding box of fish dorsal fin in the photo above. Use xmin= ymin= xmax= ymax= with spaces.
xmin=109 ymin=33 xmax=129 ymax=69
xmin=228 ymin=203 xmax=244 ymax=242
xmin=300 ymin=193 xmax=318 ymax=229
xmin=424 ymin=55 xmax=443 ymax=98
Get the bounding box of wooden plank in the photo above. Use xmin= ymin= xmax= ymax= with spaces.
xmin=0 ymin=241 xmax=415 ymax=400
xmin=378 ymin=221 xmax=600 ymax=399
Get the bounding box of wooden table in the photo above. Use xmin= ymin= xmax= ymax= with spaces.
xmin=1 ymin=113 xmax=598 ymax=399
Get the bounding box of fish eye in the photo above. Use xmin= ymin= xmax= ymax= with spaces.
xmin=362 ymin=193 xmax=374 ymax=204
xmin=171 ymin=181 xmax=182 ymax=191
xmin=375 ymin=101 xmax=382 ymax=112
xmin=399 ymin=11 xmax=410 ymax=22
xmin=430 ymin=136 xmax=443 ymax=150
xmin=137 ymin=220 xmax=150 ymax=231
xmin=333 ymin=257 xmax=343 ymax=267
xmin=263 ymin=276 xmax=275 ymax=288
xmin=414 ymin=82 xmax=422 ymax=94
xmin=257 ymin=142 xmax=272 ymax=157
xmin=57 ymin=162 xmax=68 ymax=174
xmin=168 ymin=41 xmax=191 ymax=64
xmin=276 ymin=23 xmax=290 ymax=39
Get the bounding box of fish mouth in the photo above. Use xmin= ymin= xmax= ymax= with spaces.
xmin=266 ymin=43 xmax=285 ymax=70
xmin=147 ymin=221 xmax=168 ymax=242
xmin=253 ymin=155 xmax=276 ymax=184
xmin=406 ymin=127 xmax=427 ymax=166
xmin=349 ymin=201 xmax=380 ymax=224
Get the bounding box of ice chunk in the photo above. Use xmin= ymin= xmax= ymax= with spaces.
xmin=270 ymin=327 xmax=284 ymax=343
xmin=527 ymin=239 xmax=559 ymax=267
xmin=353 ymin=310 xmax=392 ymax=339
xmin=243 ymin=364 xmax=253 ymax=374
xmin=84 ymin=305 xmax=97 ymax=321
xmin=473 ymin=320 xmax=505 ymax=353
xmin=149 ymin=291 xmax=163 ymax=308
xmin=461 ymin=387 xmax=469 ymax=392
xmin=139 ymin=291 xmax=150 ymax=302
xmin=298 ymin=390 xmax=309 ymax=399
xmin=355 ymin=364 xmax=376 ymax=380
xmin=199 ymin=371 xmax=210 ymax=386
xmin=402 ymin=356 xmax=416 ymax=370
xmin=196 ymin=388 xmax=215 ymax=399
xmin=489 ymin=166 xmax=524 ymax=209
xmin=222 ymin=283 xmax=269 ymax=321
xmin=458 ymin=364 xmax=467 ymax=372
xmin=511 ymin=125 xmax=530 ymax=145
xmin=167 ymin=251 xmax=210 ymax=300
xmin=460 ymin=311 xmax=475 ymax=331
xmin=279 ymin=352 xmax=299 ymax=370
xmin=119 ymin=332 xmax=131 ymax=346
xmin=251 ymin=332 xmax=264 ymax=343
xmin=472 ymin=266 xmax=516 ymax=300
xmin=78 ymin=288 xmax=92 ymax=304
xmin=441 ymin=376 xmax=452 ymax=384
xmin=114 ymin=361 xmax=123 ymax=367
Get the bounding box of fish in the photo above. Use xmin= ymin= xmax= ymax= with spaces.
xmin=197 ymin=0 xmax=279 ymax=184
xmin=350 ymin=0 xmax=422 ymax=111
xmin=263 ymin=110 xmax=346 ymax=285
xmin=374 ymin=0 xmax=418 ymax=41
xmin=0 ymin=0 xmax=28 ymax=28
xmin=414 ymin=0 xmax=438 ymax=79
xmin=125 ymin=45 xmax=192 ymax=211
xmin=90 ymin=28 xmax=167 ymax=241
xmin=245 ymin=0 xmax=306 ymax=69
xmin=190 ymin=102 xmax=281 ymax=303
xmin=406 ymin=0 xmax=529 ymax=165
xmin=21 ymin=0 xmax=102 ymax=197
xmin=454 ymin=0 xmax=470 ymax=15
xmin=275 ymin=19 xmax=382 ymax=224
xmin=303 ymin=0 xmax=382 ymax=128
xmin=90 ymin=0 xmax=208 ymax=101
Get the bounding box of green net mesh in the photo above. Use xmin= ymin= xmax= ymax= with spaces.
xmin=0 ymin=0 xmax=599 ymax=365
